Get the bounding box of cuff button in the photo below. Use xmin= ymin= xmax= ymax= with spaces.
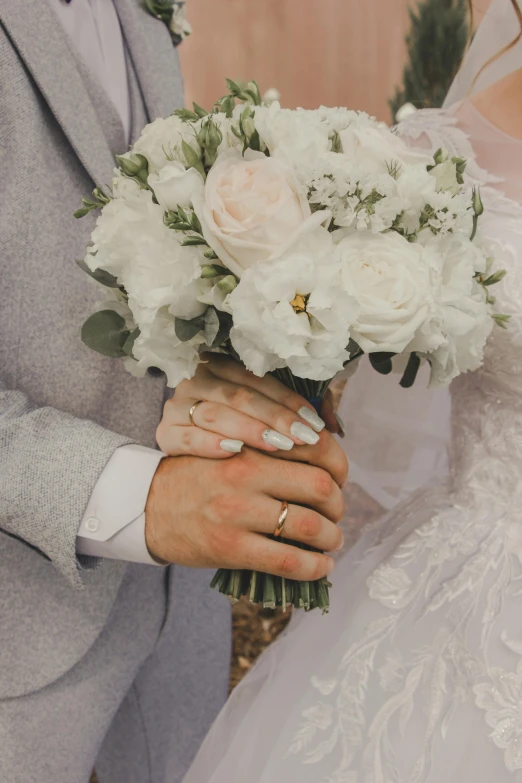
xmin=85 ymin=517 xmax=100 ymax=534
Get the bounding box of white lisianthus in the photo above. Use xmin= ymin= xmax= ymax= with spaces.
xmin=133 ymin=115 xmax=200 ymax=174
xmin=426 ymin=236 xmax=493 ymax=386
xmin=131 ymin=309 xmax=204 ymax=388
xmin=148 ymin=161 xmax=205 ymax=210
xmin=85 ymin=189 xmax=203 ymax=329
xmin=193 ymin=149 xmax=330 ymax=278
xmin=227 ymin=230 xmax=358 ymax=380
xmin=430 ymin=159 xmax=461 ymax=195
xmin=337 ymin=231 xmax=437 ymax=354
xmin=111 ymin=169 xmax=142 ymax=200
xmin=340 ymin=125 xmax=433 ymax=176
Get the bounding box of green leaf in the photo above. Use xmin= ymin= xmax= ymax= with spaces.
xmin=201 ymin=264 xmax=229 ymax=279
xmin=181 ymin=140 xmax=202 ymax=169
xmin=211 ymin=310 xmax=233 ymax=348
xmin=181 ymin=236 xmax=208 ymax=246
xmin=204 ymin=308 xmax=220 ymax=347
xmin=173 ymin=108 xmax=199 ymax=122
xmin=369 ymin=352 xmax=395 ymax=375
xmin=399 ymin=352 xmax=421 ymax=388
xmin=81 ymin=310 xmax=130 ymax=358
xmin=76 ymin=259 xmax=121 ymax=289
xmin=123 ymin=327 xmax=140 ymax=358
xmin=174 ymin=316 xmax=204 ymax=342
xmin=193 ymin=102 xmax=209 ymax=118
xmin=483 ymin=269 xmax=507 ymax=286
xmin=492 ymin=313 xmax=511 ymax=329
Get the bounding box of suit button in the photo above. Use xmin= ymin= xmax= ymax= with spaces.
xmin=85 ymin=517 xmax=100 ymax=533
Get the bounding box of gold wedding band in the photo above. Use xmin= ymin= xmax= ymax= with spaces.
xmin=274 ymin=501 xmax=289 ymax=538
xmin=188 ymin=400 xmax=204 ymax=426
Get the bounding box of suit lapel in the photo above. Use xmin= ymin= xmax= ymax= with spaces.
xmin=0 ymin=0 xmax=117 ymax=187
xmin=113 ymin=0 xmax=184 ymax=122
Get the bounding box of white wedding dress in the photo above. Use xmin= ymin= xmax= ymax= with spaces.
xmin=183 ymin=96 xmax=522 ymax=782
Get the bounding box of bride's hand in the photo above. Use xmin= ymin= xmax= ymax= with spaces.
xmin=156 ymin=353 xmax=348 ymax=488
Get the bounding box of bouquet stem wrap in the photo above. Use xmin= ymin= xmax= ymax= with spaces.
xmin=210 ymin=369 xmax=332 ymax=613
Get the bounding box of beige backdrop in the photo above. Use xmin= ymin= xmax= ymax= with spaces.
xmin=180 ymin=0 xmax=492 ymax=123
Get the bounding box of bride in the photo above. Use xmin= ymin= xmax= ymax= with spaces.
xmin=175 ymin=1 xmax=522 ymax=780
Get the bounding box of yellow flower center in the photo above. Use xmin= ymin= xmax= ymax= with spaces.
xmin=290 ymin=294 xmax=308 ymax=314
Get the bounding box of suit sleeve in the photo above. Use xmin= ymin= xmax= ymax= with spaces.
xmin=0 ymin=379 xmax=133 ymax=586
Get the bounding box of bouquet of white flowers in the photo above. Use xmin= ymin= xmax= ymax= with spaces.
xmin=76 ymin=79 xmax=506 ymax=612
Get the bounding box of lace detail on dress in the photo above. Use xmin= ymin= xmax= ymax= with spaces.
xmin=287 ymin=109 xmax=522 ymax=781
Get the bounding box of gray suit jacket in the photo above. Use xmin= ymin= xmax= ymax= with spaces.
xmin=0 ymin=0 xmax=204 ymax=699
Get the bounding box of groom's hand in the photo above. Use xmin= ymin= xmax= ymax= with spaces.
xmin=145 ymin=448 xmax=345 ymax=580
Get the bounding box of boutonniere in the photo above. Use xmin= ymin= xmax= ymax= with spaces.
xmin=144 ymin=0 xmax=192 ymax=44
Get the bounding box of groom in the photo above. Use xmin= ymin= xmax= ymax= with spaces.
xmin=0 ymin=1 xmax=346 ymax=782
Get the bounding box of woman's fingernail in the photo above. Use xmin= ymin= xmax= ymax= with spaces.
xmin=334 ymin=413 xmax=346 ymax=438
xmin=220 ymin=439 xmax=244 ymax=454
xmin=334 ymin=533 xmax=345 ymax=552
xmin=262 ymin=429 xmax=294 ymax=451
xmin=290 ymin=421 xmax=320 ymax=445
xmin=298 ymin=406 xmax=325 ymax=433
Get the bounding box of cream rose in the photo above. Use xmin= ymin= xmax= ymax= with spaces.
xmin=337 ymin=231 xmax=436 ymax=354
xmin=193 ymin=150 xmax=330 ymax=278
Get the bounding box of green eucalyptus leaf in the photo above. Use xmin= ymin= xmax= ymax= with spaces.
xmin=76 ymin=259 xmax=121 ymax=289
xmin=174 ymin=316 xmax=204 ymax=342
xmin=399 ymin=352 xmax=421 ymax=388
xmin=123 ymin=327 xmax=140 ymax=358
xmin=81 ymin=310 xmax=130 ymax=358
xmin=369 ymin=352 xmax=395 ymax=375
xmin=204 ymin=308 xmax=220 ymax=347
xmin=212 ymin=310 xmax=233 ymax=348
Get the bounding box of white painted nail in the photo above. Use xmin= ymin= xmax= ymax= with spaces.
xmin=334 ymin=533 xmax=345 ymax=552
xmin=335 ymin=413 xmax=346 ymax=438
xmin=298 ymin=406 xmax=325 ymax=433
xmin=290 ymin=421 xmax=320 ymax=445
xmin=220 ymin=439 xmax=243 ymax=454
xmin=262 ymin=429 xmax=294 ymax=451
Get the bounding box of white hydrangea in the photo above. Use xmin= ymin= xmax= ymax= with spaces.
xmin=228 ymin=230 xmax=358 ymax=380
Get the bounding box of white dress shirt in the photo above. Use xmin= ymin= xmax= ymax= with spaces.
xmin=50 ymin=0 xmax=165 ymax=565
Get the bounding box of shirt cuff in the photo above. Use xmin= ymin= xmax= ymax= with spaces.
xmin=76 ymin=444 xmax=165 ymax=565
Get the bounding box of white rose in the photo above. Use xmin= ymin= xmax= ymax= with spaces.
xmin=339 ymin=125 xmax=432 ymax=176
xmin=337 ymin=231 xmax=437 ymax=354
xmin=228 ymin=230 xmax=358 ymax=380
xmin=252 ymin=103 xmax=330 ymax=163
xmin=193 ymin=149 xmax=330 ymax=278
xmin=148 ymin=162 xmax=204 ymax=210
xmin=133 ymin=115 xmax=200 ymax=174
